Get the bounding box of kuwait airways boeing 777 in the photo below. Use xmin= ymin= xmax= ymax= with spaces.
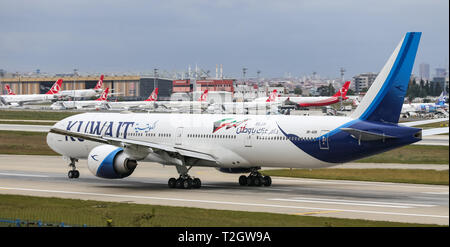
xmin=46 ymin=32 xmax=447 ymax=189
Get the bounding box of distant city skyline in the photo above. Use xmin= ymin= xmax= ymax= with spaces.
xmin=0 ymin=0 xmax=448 ymax=80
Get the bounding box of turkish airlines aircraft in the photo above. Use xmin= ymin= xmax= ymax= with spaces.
xmin=47 ymin=32 xmax=447 ymax=189
xmin=208 ymin=89 xmax=281 ymax=114
xmin=106 ymin=88 xmax=159 ymax=111
xmin=255 ymin=81 xmax=352 ymax=108
xmin=155 ymin=89 xmax=210 ymax=112
xmin=50 ymin=88 xmax=110 ymax=110
xmin=58 ymin=75 xmax=104 ymax=99
xmin=0 ymin=79 xmax=63 ymax=106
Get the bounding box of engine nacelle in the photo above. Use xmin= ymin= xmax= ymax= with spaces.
xmin=87 ymin=145 xmax=137 ymax=179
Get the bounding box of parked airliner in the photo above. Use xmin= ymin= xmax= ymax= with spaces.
xmin=106 ymin=88 xmax=159 ymax=111
xmin=50 ymin=88 xmax=109 ymax=110
xmin=253 ymin=81 xmax=351 ymax=109
xmin=401 ymin=92 xmax=449 ymax=118
xmin=47 ymin=32 xmax=447 ymax=189
xmin=208 ymin=90 xmax=281 ymax=114
xmin=57 ymin=75 xmax=104 ymax=99
xmin=1 ymin=79 xmax=63 ymax=106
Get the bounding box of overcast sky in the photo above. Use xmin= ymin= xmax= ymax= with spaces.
xmin=0 ymin=0 xmax=448 ymax=79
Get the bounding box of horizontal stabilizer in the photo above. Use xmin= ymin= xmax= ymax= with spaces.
xmin=340 ymin=128 xmax=397 ymax=142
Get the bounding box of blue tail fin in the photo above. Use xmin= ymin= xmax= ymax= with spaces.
xmin=351 ymin=32 xmax=421 ymax=124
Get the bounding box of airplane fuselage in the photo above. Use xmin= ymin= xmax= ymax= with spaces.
xmin=47 ymin=112 xmax=421 ymax=169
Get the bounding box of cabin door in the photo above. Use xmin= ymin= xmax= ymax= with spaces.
xmin=175 ymin=127 xmax=183 ymax=146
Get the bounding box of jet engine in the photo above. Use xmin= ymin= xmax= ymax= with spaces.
xmin=87 ymin=144 xmax=137 ymax=179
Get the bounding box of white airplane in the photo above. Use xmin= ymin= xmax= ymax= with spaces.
xmin=58 ymin=75 xmax=104 ymax=99
xmin=50 ymin=88 xmax=110 ymax=110
xmin=106 ymin=88 xmax=159 ymax=111
xmin=47 ymin=32 xmax=448 ymax=189
xmin=1 ymin=79 xmax=63 ymax=106
xmin=157 ymin=89 xmax=210 ymax=113
xmin=254 ymin=81 xmax=352 ymax=109
xmin=401 ymin=92 xmax=449 ymax=118
xmin=208 ymin=89 xmax=282 ymax=114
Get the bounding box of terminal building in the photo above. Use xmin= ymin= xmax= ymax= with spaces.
xmin=0 ymin=75 xmax=174 ymax=100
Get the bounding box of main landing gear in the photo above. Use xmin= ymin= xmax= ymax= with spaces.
xmin=67 ymin=157 xmax=80 ymax=179
xmin=239 ymin=169 xmax=272 ymax=187
xmin=168 ymin=176 xmax=201 ymax=189
xmin=168 ymin=161 xmax=201 ymax=189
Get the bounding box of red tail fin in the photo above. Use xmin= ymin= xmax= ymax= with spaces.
xmin=96 ymin=88 xmax=109 ymax=101
xmin=145 ymin=88 xmax=158 ymax=101
xmin=198 ymin=89 xmax=208 ymax=102
xmin=46 ymin=79 xmax=63 ymax=95
xmin=333 ymin=81 xmax=351 ymax=99
xmin=266 ymin=89 xmax=278 ymax=102
xmin=94 ymin=75 xmax=104 ymax=90
xmin=5 ymin=84 xmax=15 ymax=95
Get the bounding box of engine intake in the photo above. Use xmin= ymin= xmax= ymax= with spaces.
xmin=88 ymin=145 xmax=137 ymax=179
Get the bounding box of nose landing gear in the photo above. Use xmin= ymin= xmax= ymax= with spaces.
xmin=67 ymin=157 xmax=80 ymax=179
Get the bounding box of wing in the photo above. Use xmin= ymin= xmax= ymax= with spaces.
xmin=49 ymin=128 xmax=217 ymax=162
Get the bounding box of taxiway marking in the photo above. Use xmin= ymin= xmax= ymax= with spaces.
xmin=269 ymin=197 xmax=436 ymax=208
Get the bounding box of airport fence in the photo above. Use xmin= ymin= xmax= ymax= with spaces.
xmin=0 ymin=208 xmax=107 ymax=227
xmin=0 ymin=218 xmax=87 ymax=227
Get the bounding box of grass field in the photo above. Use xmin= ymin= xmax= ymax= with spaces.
xmin=0 ymin=120 xmax=56 ymax=125
xmin=356 ymin=145 xmax=449 ymax=164
xmin=0 ymin=110 xmax=79 ymax=121
xmin=0 ymin=194 xmax=439 ymax=227
xmin=261 ymin=168 xmax=449 ymax=185
xmin=0 ymin=131 xmax=58 ymax=155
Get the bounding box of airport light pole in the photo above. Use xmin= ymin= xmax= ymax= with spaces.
xmin=153 ymin=68 xmax=158 ymax=91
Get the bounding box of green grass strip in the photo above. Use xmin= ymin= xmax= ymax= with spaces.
xmin=262 ymin=168 xmax=449 ymax=185
xmin=0 ymin=110 xmax=79 ymax=121
xmin=0 ymin=194 xmax=440 ymax=227
xmin=357 ymin=145 xmax=449 ymax=164
xmin=0 ymin=131 xmax=58 ymax=155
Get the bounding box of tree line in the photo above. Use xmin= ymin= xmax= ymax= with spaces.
xmin=406 ymin=78 xmax=447 ymax=101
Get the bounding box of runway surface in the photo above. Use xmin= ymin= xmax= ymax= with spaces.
xmin=0 ymin=155 xmax=448 ymax=225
